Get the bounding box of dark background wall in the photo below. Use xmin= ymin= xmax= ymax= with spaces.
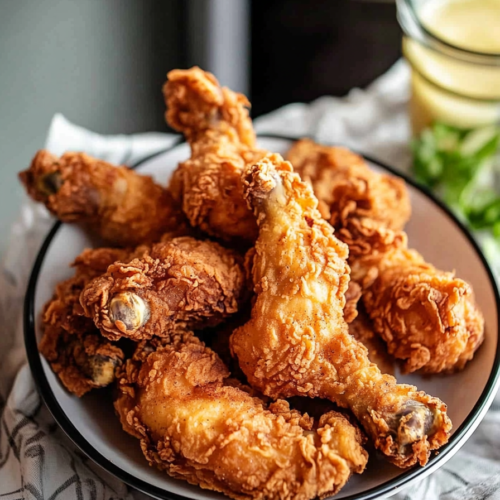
xmin=251 ymin=0 xmax=401 ymax=117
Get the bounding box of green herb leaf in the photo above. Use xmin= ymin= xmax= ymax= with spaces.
xmin=412 ymin=122 xmax=500 ymax=238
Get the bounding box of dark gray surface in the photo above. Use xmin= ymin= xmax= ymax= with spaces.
xmin=251 ymin=0 xmax=401 ymax=116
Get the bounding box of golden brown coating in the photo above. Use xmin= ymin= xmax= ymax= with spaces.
xmin=204 ymin=309 xmax=251 ymax=383
xmin=19 ymin=150 xmax=188 ymax=247
xmin=230 ymin=154 xmax=452 ymax=468
xmin=115 ymin=333 xmax=367 ymax=500
xmin=165 ymin=67 xmax=255 ymax=147
xmin=40 ymin=326 xmax=124 ymax=398
xmin=287 ymin=139 xmax=484 ymax=374
xmin=348 ymin=309 xmax=394 ymax=376
xmin=326 ymin=278 xmax=394 ymax=374
xmin=164 ymin=67 xmax=267 ymax=242
xmin=286 ymin=139 xmax=411 ymax=256
xmin=344 ymin=280 xmax=362 ymax=324
xmin=39 ymin=247 xmax=133 ymax=396
xmin=351 ymin=248 xmax=485 ymax=374
xmin=80 ymin=237 xmax=247 ymax=342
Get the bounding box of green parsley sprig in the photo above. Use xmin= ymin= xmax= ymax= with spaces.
xmin=412 ymin=122 xmax=500 ymax=236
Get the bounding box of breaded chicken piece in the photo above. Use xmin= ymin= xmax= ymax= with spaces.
xmin=163 ymin=67 xmax=267 ymax=243
xmin=287 ymin=139 xmax=484 ymax=374
xmin=342 ymin=273 xmax=394 ymax=375
xmin=39 ymin=247 xmax=134 ymax=396
xmin=204 ymin=310 xmax=251 ymax=383
xmin=80 ymin=236 xmax=247 ymax=342
xmin=230 ymin=154 xmax=451 ymax=468
xmin=115 ymin=333 xmax=367 ymax=500
xmin=19 ymin=150 xmax=188 ymax=247
xmin=348 ymin=308 xmax=394 ymax=376
xmin=343 ymin=280 xmax=362 ymax=324
xmin=286 ymin=139 xmax=411 ymax=256
xmin=209 ymin=285 xmax=369 ymax=383
xmin=40 ymin=325 xmax=124 ymax=398
xmin=351 ymin=247 xmax=485 ymax=374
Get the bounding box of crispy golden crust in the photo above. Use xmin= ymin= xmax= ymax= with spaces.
xmin=344 ymin=280 xmax=362 ymax=324
xmin=39 ymin=326 xmax=123 ymax=397
xmin=165 ymin=67 xmax=255 ymax=147
xmin=80 ymin=237 xmax=247 ymax=342
xmin=115 ymin=333 xmax=367 ymax=500
xmin=286 ymin=139 xmax=411 ymax=256
xmin=19 ymin=150 xmax=188 ymax=247
xmin=230 ymin=154 xmax=451 ymax=468
xmin=164 ymin=67 xmax=267 ymax=242
xmin=351 ymin=248 xmax=485 ymax=374
xmin=459 ymin=297 xmax=486 ymax=369
xmin=348 ymin=309 xmax=394 ymax=376
xmin=287 ymin=139 xmax=484 ymax=374
xmin=39 ymin=247 xmax=132 ymax=396
xmin=204 ymin=310 xmax=251 ymax=383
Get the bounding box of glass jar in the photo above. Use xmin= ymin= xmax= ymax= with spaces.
xmin=397 ymin=0 xmax=500 ymax=135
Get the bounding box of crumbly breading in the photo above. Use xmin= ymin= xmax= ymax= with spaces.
xmin=287 ymin=139 xmax=484 ymax=374
xmin=351 ymin=247 xmax=485 ymax=373
xmin=230 ymin=154 xmax=451 ymax=468
xmin=115 ymin=333 xmax=367 ymax=500
xmin=164 ymin=67 xmax=268 ymax=242
xmin=39 ymin=247 xmax=133 ymax=396
xmin=348 ymin=308 xmax=394 ymax=376
xmin=19 ymin=150 xmax=189 ymax=247
xmin=287 ymin=139 xmax=411 ymax=255
xmin=80 ymin=237 xmax=247 ymax=341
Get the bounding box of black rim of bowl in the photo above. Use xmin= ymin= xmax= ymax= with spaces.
xmin=24 ymin=134 xmax=500 ymax=500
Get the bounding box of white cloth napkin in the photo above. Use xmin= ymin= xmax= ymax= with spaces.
xmin=1 ymin=60 xmax=499 ymax=500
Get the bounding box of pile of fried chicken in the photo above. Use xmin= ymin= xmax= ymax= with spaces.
xmin=19 ymin=67 xmax=485 ymax=500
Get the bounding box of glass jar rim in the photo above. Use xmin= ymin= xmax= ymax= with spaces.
xmin=397 ymin=0 xmax=500 ymax=65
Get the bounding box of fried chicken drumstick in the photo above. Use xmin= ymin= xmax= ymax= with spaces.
xmin=39 ymin=247 xmax=134 ymax=396
xmin=287 ymin=139 xmax=485 ymax=373
xmin=350 ymin=245 xmax=485 ymax=373
xmin=164 ymin=67 xmax=267 ymax=242
xmin=286 ymin=139 xmax=411 ymax=255
xmin=19 ymin=150 xmax=187 ymax=247
xmin=230 ymin=154 xmax=452 ymax=468
xmin=115 ymin=333 xmax=367 ymax=500
xmin=81 ymin=236 xmax=246 ymax=342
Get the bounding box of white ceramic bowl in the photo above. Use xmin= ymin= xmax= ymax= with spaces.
xmin=24 ymin=136 xmax=500 ymax=500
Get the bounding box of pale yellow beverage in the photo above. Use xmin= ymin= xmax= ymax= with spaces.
xmin=398 ymin=0 xmax=500 ymax=134
xmin=422 ymin=0 xmax=500 ymax=54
